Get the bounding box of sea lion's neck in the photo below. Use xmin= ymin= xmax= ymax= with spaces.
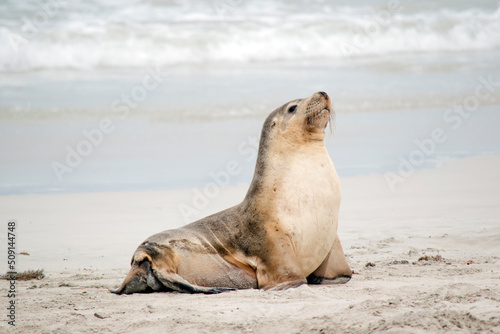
xmin=242 ymin=139 xmax=328 ymax=209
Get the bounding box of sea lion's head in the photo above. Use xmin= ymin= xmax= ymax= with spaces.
xmin=262 ymin=91 xmax=333 ymax=145
xmin=247 ymin=91 xmax=334 ymax=202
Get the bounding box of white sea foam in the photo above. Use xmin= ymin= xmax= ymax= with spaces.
xmin=0 ymin=0 xmax=499 ymax=72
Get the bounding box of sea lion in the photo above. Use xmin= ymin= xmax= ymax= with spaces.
xmin=112 ymin=91 xmax=351 ymax=294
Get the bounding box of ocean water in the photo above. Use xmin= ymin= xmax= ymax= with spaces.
xmin=1 ymin=0 xmax=500 ymax=71
xmin=0 ymin=0 xmax=499 ymax=194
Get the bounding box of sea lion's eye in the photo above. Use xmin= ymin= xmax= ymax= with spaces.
xmin=288 ymin=105 xmax=297 ymax=113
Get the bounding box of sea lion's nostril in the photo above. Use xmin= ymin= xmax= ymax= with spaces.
xmin=319 ymin=91 xmax=328 ymax=99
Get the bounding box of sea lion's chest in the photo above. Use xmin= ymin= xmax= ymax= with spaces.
xmin=274 ymin=150 xmax=340 ymax=276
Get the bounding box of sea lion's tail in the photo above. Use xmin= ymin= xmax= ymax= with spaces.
xmin=110 ymin=253 xmax=234 ymax=295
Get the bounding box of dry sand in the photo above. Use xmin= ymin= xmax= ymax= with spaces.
xmin=1 ymin=155 xmax=499 ymax=333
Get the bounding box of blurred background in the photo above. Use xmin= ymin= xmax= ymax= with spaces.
xmin=1 ymin=0 xmax=499 ymax=194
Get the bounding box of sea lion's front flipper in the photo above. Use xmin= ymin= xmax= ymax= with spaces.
xmin=255 ymin=231 xmax=307 ymax=290
xmin=307 ymin=234 xmax=351 ymax=285
xmin=153 ymin=268 xmax=234 ymax=294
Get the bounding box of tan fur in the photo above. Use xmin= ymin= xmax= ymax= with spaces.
xmin=112 ymin=92 xmax=351 ymax=294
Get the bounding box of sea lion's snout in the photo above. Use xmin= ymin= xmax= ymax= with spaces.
xmin=319 ymin=91 xmax=329 ymax=99
xmin=304 ymin=92 xmax=333 ymax=131
xmin=308 ymin=92 xmax=331 ymax=112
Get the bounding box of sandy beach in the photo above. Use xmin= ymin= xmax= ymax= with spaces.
xmin=1 ymin=155 xmax=499 ymax=333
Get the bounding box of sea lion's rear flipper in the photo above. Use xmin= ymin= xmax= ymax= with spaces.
xmin=307 ymin=234 xmax=352 ymax=285
xmin=111 ymin=260 xmax=233 ymax=294
xmin=153 ymin=268 xmax=234 ymax=294
xmin=111 ymin=259 xmax=234 ymax=295
xmin=111 ymin=260 xmax=158 ymax=294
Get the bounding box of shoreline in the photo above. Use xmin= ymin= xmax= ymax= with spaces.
xmin=2 ymin=105 xmax=500 ymax=196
